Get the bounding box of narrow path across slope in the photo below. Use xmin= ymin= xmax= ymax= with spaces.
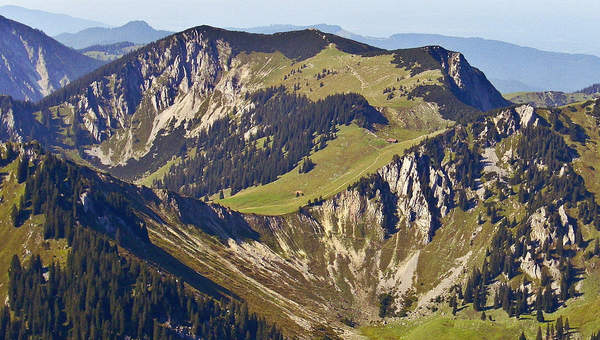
xmin=338 ymin=56 xmax=368 ymax=89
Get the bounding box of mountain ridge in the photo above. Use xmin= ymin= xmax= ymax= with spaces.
xmin=236 ymin=24 xmax=600 ymax=93
xmin=0 ymin=15 xmax=103 ymax=101
xmin=2 ymin=99 xmax=600 ymax=339
xmin=23 ymin=26 xmax=507 ymax=184
xmin=0 ymin=5 xmax=109 ymax=35
xmin=54 ymin=20 xmax=173 ymax=49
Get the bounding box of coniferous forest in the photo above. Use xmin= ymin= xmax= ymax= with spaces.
xmin=155 ymin=86 xmax=386 ymax=198
xmin=0 ymin=146 xmax=284 ymax=340
xmin=2 ymin=229 xmax=283 ymax=340
xmin=3 ymin=9 xmax=600 ymax=340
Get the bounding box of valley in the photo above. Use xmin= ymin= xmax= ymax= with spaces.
xmin=0 ymin=11 xmax=599 ymax=340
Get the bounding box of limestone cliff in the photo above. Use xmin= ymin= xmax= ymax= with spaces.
xmin=0 ymin=15 xmax=102 ymax=101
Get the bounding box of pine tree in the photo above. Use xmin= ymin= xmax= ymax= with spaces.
xmin=519 ymin=331 xmax=527 ymax=340
xmin=10 ymin=204 xmax=18 ymax=227
xmin=536 ymin=309 xmax=544 ymax=322
xmin=556 ymin=316 xmax=564 ymax=339
xmin=16 ymin=156 xmax=28 ymax=183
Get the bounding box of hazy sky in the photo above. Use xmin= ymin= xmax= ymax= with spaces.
xmin=1 ymin=0 xmax=599 ymax=55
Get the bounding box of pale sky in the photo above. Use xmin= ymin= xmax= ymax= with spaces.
xmin=2 ymin=0 xmax=599 ymax=55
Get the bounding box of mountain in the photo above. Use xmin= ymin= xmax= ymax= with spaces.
xmin=0 ymin=5 xmax=108 ymax=36
xmin=505 ymin=82 xmax=600 ymax=107
xmin=505 ymin=91 xmax=599 ymax=108
xmin=1 ymin=20 xmax=600 ymax=340
xmin=580 ymin=83 xmax=600 ymax=95
xmin=2 ymin=26 xmax=507 ymax=209
xmin=0 ymin=142 xmax=285 ymax=339
xmin=0 ymin=15 xmax=104 ymax=101
xmin=1 ymin=98 xmax=600 ymax=338
xmin=54 ymin=20 xmax=173 ymax=49
xmin=237 ymin=24 xmax=600 ymax=93
xmin=78 ymin=41 xmax=143 ymax=61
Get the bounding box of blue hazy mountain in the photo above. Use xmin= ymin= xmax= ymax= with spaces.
xmin=0 ymin=5 xmax=108 ymax=36
xmin=54 ymin=20 xmax=173 ymax=49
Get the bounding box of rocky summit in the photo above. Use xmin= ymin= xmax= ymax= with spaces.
xmin=0 ymin=12 xmax=600 ymax=340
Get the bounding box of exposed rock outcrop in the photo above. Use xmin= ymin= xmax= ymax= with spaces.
xmin=427 ymin=46 xmax=510 ymax=111
xmin=0 ymin=15 xmax=102 ymax=101
xmin=0 ymin=95 xmax=38 ymax=141
xmin=378 ymin=153 xmax=452 ymax=243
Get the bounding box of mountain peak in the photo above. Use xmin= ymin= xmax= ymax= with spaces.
xmin=0 ymin=15 xmax=102 ymax=101
xmin=54 ymin=19 xmax=173 ymax=48
xmin=121 ymin=20 xmax=153 ymax=29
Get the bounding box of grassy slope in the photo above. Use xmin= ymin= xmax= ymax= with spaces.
xmin=360 ymin=102 xmax=600 ymax=339
xmin=259 ymin=46 xmax=442 ymax=108
xmin=212 ymin=46 xmax=454 ymax=215
xmin=0 ymin=157 xmax=68 ymax=298
xmin=129 ymin=46 xmax=454 ymax=210
xmin=216 ymin=124 xmax=443 ymax=215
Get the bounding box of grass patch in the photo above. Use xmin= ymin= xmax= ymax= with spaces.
xmin=217 ymin=124 xmax=443 ymax=215
xmin=0 ymin=158 xmax=69 ymax=298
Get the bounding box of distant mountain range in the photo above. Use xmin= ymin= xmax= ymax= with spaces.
xmin=54 ymin=20 xmax=173 ymax=49
xmin=0 ymin=6 xmax=171 ymax=50
xmin=1 ymin=23 xmax=599 ymax=340
xmin=2 ymin=5 xmax=599 ymax=93
xmin=0 ymin=15 xmax=103 ymax=101
xmin=236 ymin=24 xmax=600 ymax=93
xmin=0 ymin=5 xmax=108 ymax=36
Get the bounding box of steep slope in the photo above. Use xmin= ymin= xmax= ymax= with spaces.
xmin=0 ymin=5 xmax=108 ymax=36
xmin=237 ymin=24 xmax=600 ymax=93
xmin=0 ymin=142 xmax=285 ymax=339
xmin=54 ymin=20 xmax=173 ymax=49
xmin=136 ymin=102 xmax=600 ymax=339
xmin=0 ymin=15 xmax=103 ymax=101
xmin=3 ymin=100 xmax=600 ymax=339
xmin=10 ymin=26 xmax=508 ymax=207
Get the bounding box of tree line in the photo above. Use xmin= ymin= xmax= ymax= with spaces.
xmin=156 ymin=86 xmax=386 ymax=199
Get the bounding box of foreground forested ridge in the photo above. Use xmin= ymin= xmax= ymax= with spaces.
xmin=2 ymin=231 xmax=283 ymax=340
xmin=0 ymin=144 xmax=284 ymax=340
xmin=3 ymin=100 xmax=600 ymax=339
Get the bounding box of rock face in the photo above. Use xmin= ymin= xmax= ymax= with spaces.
xmin=378 ymin=153 xmax=452 ymax=243
xmin=0 ymin=15 xmax=102 ymax=101
xmin=0 ymin=96 xmax=38 ymax=141
xmin=528 ymin=205 xmax=576 ymax=247
xmin=19 ymin=26 xmax=512 ymax=182
xmin=427 ymin=46 xmax=510 ymax=111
